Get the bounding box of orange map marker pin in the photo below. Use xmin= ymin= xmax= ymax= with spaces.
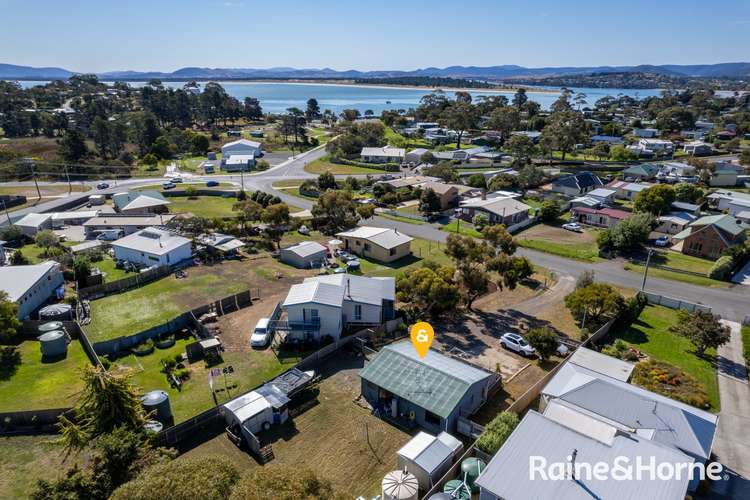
xmin=410 ymin=322 xmax=434 ymax=359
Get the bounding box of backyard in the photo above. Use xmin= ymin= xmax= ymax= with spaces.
xmin=165 ymin=195 xmax=240 ymax=218
xmin=110 ymin=335 xmax=300 ymax=423
xmin=85 ymin=257 xmax=314 ymax=343
xmin=516 ymin=223 xmax=601 ymax=262
xmin=607 ymin=304 xmax=720 ymax=411
xmin=180 ymin=352 xmax=412 ymax=498
xmin=0 ymin=339 xmax=92 ymax=412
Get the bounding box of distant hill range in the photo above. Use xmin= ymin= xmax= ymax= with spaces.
xmin=2 ymin=62 xmax=750 ymax=83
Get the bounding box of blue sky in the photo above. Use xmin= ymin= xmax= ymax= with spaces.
xmin=2 ymin=0 xmax=750 ymax=72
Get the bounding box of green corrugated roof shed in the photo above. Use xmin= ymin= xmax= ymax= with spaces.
xmin=360 ymin=341 xmax=491 ymax=418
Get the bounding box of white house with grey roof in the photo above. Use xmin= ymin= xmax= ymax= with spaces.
xmin=0 ymin=261 xmax=64 ymax=319
xmin=111 ymin=227 xmax=192 ymax=267
xmin=13 ymin=213 xmax=53 ymax=237
xmin=360 ymin=146 xmax=405 ymax=163
xmin=281 ymin=274 xmax=395 ymax=341
xmin=360 ymin=341 xmax=496 ymax=434
xmin=113 ymin=191 xmax=170 ymax=215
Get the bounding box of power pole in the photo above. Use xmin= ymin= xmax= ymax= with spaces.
xmin=641 ymin=248 xmax=654 ymax=292
xmin=64 ymin=164 xmax=72 ymax=193
xmin=1 ymin=200 xmax=11 ymax=225
xmin=29 ymin=160 xmax=41 ymax=200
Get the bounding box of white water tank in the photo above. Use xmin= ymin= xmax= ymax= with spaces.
xmin=382 ymin=469 xmax=419 ymax=500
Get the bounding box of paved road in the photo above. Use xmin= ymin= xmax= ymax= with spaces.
xmin=3 ymin=146 xmax=750 ymax=322
xmin=708 ymin=321 xmax=750 ymax=497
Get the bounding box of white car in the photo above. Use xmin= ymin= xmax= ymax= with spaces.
xmin=562 ymin=222 xmax=583 ymax=233
xmin=654 ymin=236 xmax=670 ymax=247
xmin=250 ymin=318 xmax=271 ymax=348
xmin=556 ymin=343 xmax=569 ymax=356
xmin=500 ymin=333 xmax=536 ymax=357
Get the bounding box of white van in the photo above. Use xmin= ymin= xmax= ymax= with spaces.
xmin=96 ymin=229 xmax=124 ymax=241
xmin=250 ymin=318 xmax=271 ymax=347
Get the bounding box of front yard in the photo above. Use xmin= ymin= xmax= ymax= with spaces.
xmin=607 ymin=304 xmax=720 ymax=411
xmin=180 ymin=352 xmax=412 ymax=498
xmin=623 ymin=251 xmax=729 ymax=288
xmin=0 ymin=339 xmax=92 ymax=412
xmin=304 ymin=158 xmax=390 ymax=175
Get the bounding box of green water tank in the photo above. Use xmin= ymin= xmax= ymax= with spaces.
xmin=442 ymin=480 xmax=470 ymax=500
xmin=460 ymin=457 xmax=486 ymax=493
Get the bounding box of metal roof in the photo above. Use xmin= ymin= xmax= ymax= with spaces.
xmin=306 ymin=274 xmax=395 ymax=304
xmin=475 ymin=411 xmax=694 ymax=500
xmin=336 ymin=226 xmax=413 ymax=249
xmin=398 ymin=431 xmax=456 ymax=475
xmin=282 ymin=281 xmax=344 ymax=308
xmin=222 ymin=138 xmax=261 ymax=149
xmin=0 ymin=261 xmax=60 ymax=301
xmin=84 ymin=214 xmax=176 ymax=227
xmin=111 ymin=227 xmax=191 ymax=256
xmin=224 ymin=391 xmax=271 ymax=423
xmin=360 ymin=341 xmax=492 ymax=418
xmin=14 ymin=213 xmax=51 ymax=227
xmin=281 ymin=241 xmax=327 ymax=258
xmin=568 ymin=347 xmax=634 ymax=382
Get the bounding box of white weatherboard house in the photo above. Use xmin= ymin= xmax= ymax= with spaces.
xmin=13 ymin=213 xmax=53 ymax=237
xmin=0 ymin=261 xmax=64 ymax=319
xmin=111 ymin=227 xmax=192 ymax=267
xmin=281 ymin=274 xmax=395 ymax=341
xmin=360 ymin=146 xmax=406 ymax=163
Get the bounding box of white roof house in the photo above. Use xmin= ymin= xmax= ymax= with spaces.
xmin=0 ymin=261 xmax=64 ymax=319
xmin=111 ymin=227 xmax=192 ymax=267
xmin=360 ymin=146 xmax=406 ymax=161
xmin=283 ymin=281 xmax=346 ymax=308
xmin=113 ymin=191 xmax=170 ymax=214
xmin=279 ymin=241 xmax=328 ymax=269
xmin=14 ymin=213 xmax=52 ymax=236
xmin=221 ymin=139 xmax=262 ymax=159
xmin=336 ymin=226 xmax=413 ymax=250
xmin=397 ymin=431 xmax=463 ymax=490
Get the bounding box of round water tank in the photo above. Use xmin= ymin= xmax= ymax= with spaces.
xmin=460 ymin=457 xmax=486 ymax=493
xmin=382 ymin=470 xmax=418 ymax=500
xmin=39 ymin=330 xmax=68 ymax=358
xmin=39 ymin=303 xmax=73 ymax=321
xmin=144 ymin=420 xmax=164 ymax=434
xmin=443 ymin=480 xmax=470 ymax=500
xmin=39 ymin=321 xmax=64 ymax=333
xmin=141 ymin=390 xmax=172 ymax=423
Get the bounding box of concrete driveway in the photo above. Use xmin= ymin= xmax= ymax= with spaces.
xmin=708 ymin=320 xmax=750 ymax=497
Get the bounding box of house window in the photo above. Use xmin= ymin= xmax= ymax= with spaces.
xmin=356 ymin=240 xmax=361 ymax=246
xmin=424 ymin=410 xmax=441 ymax=426
xmin=389 ymin=248 xmax=396 ymax=256
xmin=364 ymin=243 xmax=371 ymax=251
xmin=354 ymin=304 xmax=362 ymax=321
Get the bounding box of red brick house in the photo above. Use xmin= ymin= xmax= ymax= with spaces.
xmin=673 ymin=214 xmax=747 ymax=259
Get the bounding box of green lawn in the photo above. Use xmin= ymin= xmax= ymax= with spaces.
xmin=113 ymin=336 xmax=301 ymax=423
xmin=379 ymin=211 xmax=426 ymax=225
xmin=304 ymin=158 xmax=389 ymax=175
xmin=167 ymin=195 xmax=240 ymax=218
xmin=742 ymin=325 xmax=750 ymax=367
xmin=439 ymin=220 xmax=484 ymax=238
xmin=610 ymin=305 xmax=720 ymax=411
xmin=518 ymin=239 xmax=601 ymax=261
xmin=86 ymin=273 xmax=248 ymax=343
xmin=623 ymin=262 xmax=729 ymax=288
xmin=0 ymin=339 xmax=92 ymax=411
xmin=92 ymin=256 xmax=137 ymax=283
xmin=0 ymin=435 xmax=88 ymax=499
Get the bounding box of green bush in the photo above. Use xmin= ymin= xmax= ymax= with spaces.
xmin=475 ymin=411 xmax=519 ymax=455
xmin=131 ymin=339 xmax=154 ymax=356
xmin=708 ymin=255 xmax=734 ymax=280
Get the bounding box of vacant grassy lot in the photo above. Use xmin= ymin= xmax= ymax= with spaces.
xmin=181 ymin=353 xmax=411 ymax=498
xmin=86 ymin=257 xmax=313 ymax=343
xmin=608 ymin=305 xmax=720 ymax=411
xmin=111 ymin=336 xmax=299 ymax=423
xmin=0 ymin=435 xmax=89 ymax=499
xmin=304 ymin=158 xmax=389 ymax=175
xmin=516 ymin=223 xmax=601 ymax=261
xmin=0 ymin=339 xmax=91 ymax=411
xmin=166 ymin=195 xmax=240 ymax=218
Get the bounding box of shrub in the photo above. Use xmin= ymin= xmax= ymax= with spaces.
xmin=631 ymin=360 xmax=710 ymax=409
xmin=472 ymin=213 xmax=490 ymax=230
xmin=256 ymin=159 xmax=270 ymax=171
xmin=131 ymin=339 xmax=154 ymax=356
xmin=475 ymin=411 xmax=519 ymax=454
xmin=173 ymin=368 xmax=190 ymax=381
xmin=708 ymin=255 xmax=734 ymax=280
xmin=230 ymin=466 xmax=338 ymax=500
xmin=111 ymin=455 xmax=240 ymax=500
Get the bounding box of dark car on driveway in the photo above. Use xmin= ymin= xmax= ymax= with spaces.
xmin=96 ymin=182 xmax=109 ymax=189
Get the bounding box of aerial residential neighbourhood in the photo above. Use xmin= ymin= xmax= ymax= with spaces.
xmin=1 ymin=2 xmax=750 ymax=500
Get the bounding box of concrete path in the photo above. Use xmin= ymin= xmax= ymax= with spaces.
xmin=708 ymin=320 xmax=750 ymax=498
